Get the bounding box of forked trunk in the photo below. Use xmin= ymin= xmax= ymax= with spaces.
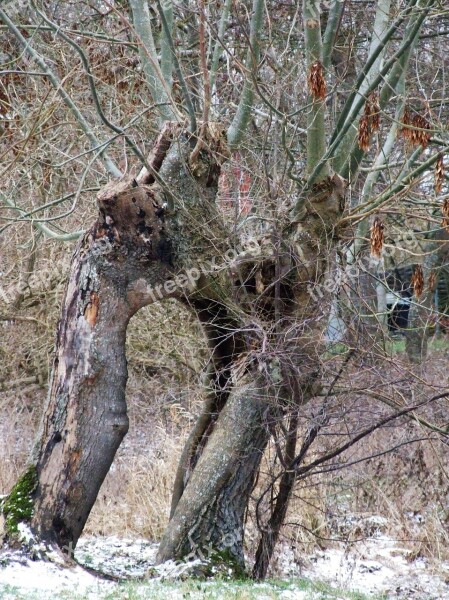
xmin=159 ymin=175 xmax=347 ymax=572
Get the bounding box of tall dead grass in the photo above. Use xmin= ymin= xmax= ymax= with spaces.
xmin=1 ymin=254 xmax=448 ymax=568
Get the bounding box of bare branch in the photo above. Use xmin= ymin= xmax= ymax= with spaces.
xmin=0 ymin=6 xmax=122 ymax=178
xmin=227 ymin=0 xmax=265 ymax=149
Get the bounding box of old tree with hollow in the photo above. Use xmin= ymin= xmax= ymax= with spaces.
xmin=1 ymin=0 xmax=449 ymax=579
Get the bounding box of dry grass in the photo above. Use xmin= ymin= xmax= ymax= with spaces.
xmin=84 ymin=436 xmax=183 ymax=541
xmin=1 ymin=254 xmax=449 ymax=567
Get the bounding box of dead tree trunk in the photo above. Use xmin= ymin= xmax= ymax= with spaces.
xmin=1 ymin=122 xmax=230 ymax=555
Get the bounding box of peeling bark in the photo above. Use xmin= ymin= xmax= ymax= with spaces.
xmin=2 ymin=122 xmax=230 ymax=554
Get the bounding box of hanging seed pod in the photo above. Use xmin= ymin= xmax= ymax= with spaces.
xmin=400 ymin=107 xmax=431 ymax=148
xmin=442 ymin=198 xmax=449 ymax=232
xmin=358 ymin=115 xmax=371 ymax=151
xmin=359 ymin=92 xmax=380 ymax=152
xmin=411 ymin=265 xmax=424 ymax=298
xmin=427 ymin=271 xmax=437 ymax=292
xmin=308 ymin=61 xmax=326 ymax=100
xmin=435 ymin=154 xmax=445 ymax=194
xmin=411 ymin=114 xmax=431 ymax=148
xmin=370 ymin=217 xmax=384 ymax=258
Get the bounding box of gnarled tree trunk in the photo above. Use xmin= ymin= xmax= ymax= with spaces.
xmin=1 ymin=122 xmax=230 ymax=555
xmin=3 ymin=175 xmax=172 ymax=551
xmin=157 ymin=373 xmax=271 ymax=572
xmin=157 ymin=174 xmax=347 ymax=571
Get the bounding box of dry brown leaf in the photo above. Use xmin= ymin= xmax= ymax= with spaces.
xmin=370 ymin=217 xmax=384 ymax=258
xmin=411 ymin=265 xmax=424 ymax=298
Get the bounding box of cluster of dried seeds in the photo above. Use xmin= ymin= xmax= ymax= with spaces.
xmin=434 ymin=154 xmax=445 ymax=194
xmin=400 ymin=107 xmax=431 ymax=148
xmin=358 ymin=92 xmax=381 ymax=151
xmin=411 ymin=264 xmax=424 ymax=298
xmin=308 ymin=61 xmax=326 ymax=100
xmin=370 ymin=216 xmax=384 ymax=259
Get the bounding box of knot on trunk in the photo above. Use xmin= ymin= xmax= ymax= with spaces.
xmin=95 ymin=176 xmax=169 ymax=264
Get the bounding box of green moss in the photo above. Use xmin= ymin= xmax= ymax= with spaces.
xmin=1 ymin=465 xmax=38 ymax=534
xmin=213 ymin=547 xmax=247 ymax=579
xmin=189 ymin=547 xmax=248 ymax=580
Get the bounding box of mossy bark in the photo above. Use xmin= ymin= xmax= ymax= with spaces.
xmin=1 ymin=465 xmax=37 ymax=536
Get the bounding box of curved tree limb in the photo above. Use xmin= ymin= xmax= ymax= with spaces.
xmin=227 ymin=0 xmax=265 ymax=149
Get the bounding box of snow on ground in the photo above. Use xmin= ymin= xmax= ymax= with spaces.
xmin=0 ymin=551 xmax=114 ymax=596
xmin=76 ymin=536 xmax=158 ymax=579
xmin=1 ymin=530 xmax=449 ymax=599
xmin=301 ymin=536 xmax=449 ymax=599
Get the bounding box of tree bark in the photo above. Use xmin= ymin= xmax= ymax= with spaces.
xmin=2 ymin=175 xmax=173 ymax=552
xmin=157 ymin=373 xmax=271 ymax=572
xmin=1 ymin=122 xmax=230 ymax=554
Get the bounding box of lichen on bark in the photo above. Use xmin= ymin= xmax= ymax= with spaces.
xmin=1 ymin=465 xmax=38 ymax=534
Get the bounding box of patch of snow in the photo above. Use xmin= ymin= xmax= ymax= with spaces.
xmin=75 ymin=535 xmax=158 ymax=579
xmin=279 ymin=591 xmax=309 ymax=599
xmin=0 ymin=555 xmax=114 ymax=595
xmin=150 ymin=557 xmax=204 ymax=580
xmin=301 ymin=535 xmax=449 ymax=599
xmin=17 ymin=522 xmax=35 ymax=545
xmin=1 ymin=531 xmax=449 ymax=599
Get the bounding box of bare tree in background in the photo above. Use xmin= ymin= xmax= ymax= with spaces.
xmin=1 ymin=0 xmax=449 ymax=577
